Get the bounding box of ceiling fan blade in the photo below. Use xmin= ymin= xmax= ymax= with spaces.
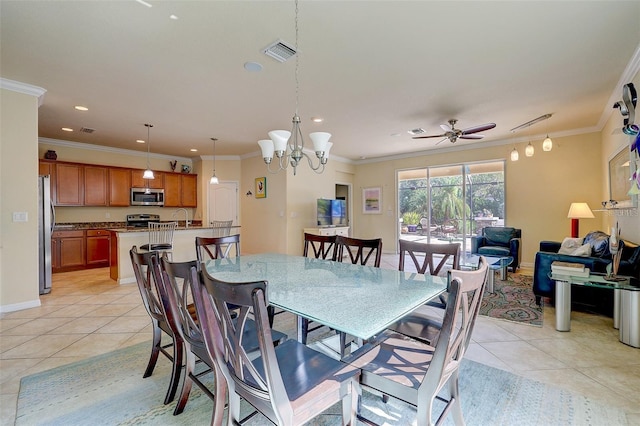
xmin=459 ymin=134 xmax=484 ymax=140
xmin=412 ymin=133 xmax=447 ymax=139
xmin=435 ymin=137 xmax=449 ymax=145
xmin=440 ymin=124 xmax=452 ymax=132
xmin=461 ymin=123 xmax=496 ymax=135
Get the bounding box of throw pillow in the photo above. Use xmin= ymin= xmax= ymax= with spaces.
xmin=558 ymin=237 xmax=584 ymax=255
xmin=570 ymin=243 xmax=592 ymax=257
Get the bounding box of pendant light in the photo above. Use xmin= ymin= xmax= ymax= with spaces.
xmin=510 ymin=147 xmax=519 ymax=161
xmin=542 ymin=135 xmax=553 ymax=151
xmin=525 ymin=141 xmax=534 ymax=157
xmin=210 ymin=137 xmax=219 ymax=184
xmin=142 ymin=123 xmax=155 ymax=179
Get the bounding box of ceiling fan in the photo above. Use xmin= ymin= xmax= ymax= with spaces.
xmin=412 ymin=119 xmax=496 ymax=144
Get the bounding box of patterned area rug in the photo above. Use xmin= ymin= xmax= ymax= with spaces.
xmin=16 ymin=341 xmax=627 ymax=425
xmin=479 ymin=273 xmax=543 ymax=326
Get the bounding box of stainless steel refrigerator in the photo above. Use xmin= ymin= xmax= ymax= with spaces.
xmin=38 ymin=175 xmax=54 ymax=294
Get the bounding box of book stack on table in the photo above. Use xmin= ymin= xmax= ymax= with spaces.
xmin=551 ymin=261 xmax=590 ymax=278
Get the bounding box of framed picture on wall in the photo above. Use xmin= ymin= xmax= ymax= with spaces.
xmin=608 ymin=146 xmax=634 ymax=207
xmin=255 ymin=177 xmax=267 ymax=199
xmin=362 ymin=187 xmax=382 ymax=214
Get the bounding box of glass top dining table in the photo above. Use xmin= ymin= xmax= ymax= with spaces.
xmin=204 ymin=253 xmax=448 ymax=341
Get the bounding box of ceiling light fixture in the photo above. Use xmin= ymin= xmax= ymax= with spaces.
xmin=525 ymin=142 xmax=535 ymax=157
xmin=142 ymin=124 xmax=155 ymax=179
xmin=510 ymin=147 xmax=519 ymax=161
xmin=542 ymin=135 xmax=553 ymax=151
xmin=210 ymin=138 xmax=219 ymax=184
xmin=74 ymin=105 xmax=88 ymax=111
xmin=257 ymin=0 xmax=332 ymax=176
xmin=61 ymin=127 xmax=73 ymax=132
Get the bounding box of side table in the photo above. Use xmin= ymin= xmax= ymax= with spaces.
xmin=461 ymin=255 xmax=513 ymax=293
xmin=551 ymin=272 xmax=640 ymax=348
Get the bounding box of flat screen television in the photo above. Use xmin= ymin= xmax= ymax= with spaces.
xmin=317 ymin=199 xmax=347 ymax=227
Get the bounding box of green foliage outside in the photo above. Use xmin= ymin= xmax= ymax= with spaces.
xmin=401 ymin=211 xmax=421 ymax=225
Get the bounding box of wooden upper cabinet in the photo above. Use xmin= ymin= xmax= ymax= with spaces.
xmin=84 ymin=165 xmax=108 ymax=206
xmin=163 ymin=173 xmax=181 ymax=207
xmin=109 ymin=168 xmax=131 ymax=206
xmin=55 ymin=163 xmax=83 ymax=205
xmin=164 ymin=173 xmax=197 ymax=207
xmin=181 ymin=174 xmax=197 ymax=207
xmin=131 ymin=169 xmax=164 ymax=189
xmin=39 ymin=161 xmax=57 ymax=202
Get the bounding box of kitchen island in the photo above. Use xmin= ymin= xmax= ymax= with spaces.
xmin=109 ymin=226 xmax=240 ymax=284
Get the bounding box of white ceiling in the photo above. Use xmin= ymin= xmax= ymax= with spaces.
xmin=2 ymin=1 xmax=639 ymax=161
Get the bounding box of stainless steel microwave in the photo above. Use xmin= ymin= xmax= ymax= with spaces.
xmin=130 ymin=188 xmax=164 ymax=206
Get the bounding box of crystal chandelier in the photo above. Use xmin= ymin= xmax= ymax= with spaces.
xmin=257 ymin=0 xmax=332 ymax=176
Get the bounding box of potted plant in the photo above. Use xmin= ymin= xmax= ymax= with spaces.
xmin=402 ymin=212 xmax=421 ymax=233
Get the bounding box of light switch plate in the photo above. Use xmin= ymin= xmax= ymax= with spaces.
xmin=12 ymin=212 xmax=28 ymax=222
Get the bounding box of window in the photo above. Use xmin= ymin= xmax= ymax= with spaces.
xmin=398 ymin=160 xmax=505 ymax=254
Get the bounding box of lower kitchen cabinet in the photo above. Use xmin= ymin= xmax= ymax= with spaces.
xmin=86 ymin=229 xmax=110 ymax=265
xmin=52 ymin=229 xmax=110 ymax=272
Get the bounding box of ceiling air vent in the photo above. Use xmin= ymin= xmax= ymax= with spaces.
xmin=263 ymin=39 xmax=297 ymax=63
xmin=79 ymin=127 xmax=95 ymax=134
xmin=408 ymin=128 xmax=425 ymax=136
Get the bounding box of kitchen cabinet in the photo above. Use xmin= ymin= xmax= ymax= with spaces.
xmin=304 ymin=227 xmax=350 ymax=237
xmin=39 ymin=160 xmax=57 ymax=201
xmin=164 ymin=173 xmax=197 ymax=207
xmin=52 ymin=230 xmax=85 ymax=272
xmin=55 ymin=163 xmax=84 ymax=205
xmin=86 ymin=229 xmax=110 ymax=266
xmin=84 ymin=165 xmax=108 ymax=206
xmin=109 ymin=168 xmax=131 ymax=206
xmin=131 ymin=170 xmax=164 ymax=189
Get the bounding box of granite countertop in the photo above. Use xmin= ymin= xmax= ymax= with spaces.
xmin=54 ymin=221 xmax=238 ymax=233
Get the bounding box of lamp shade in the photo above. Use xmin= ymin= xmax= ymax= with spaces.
xmin=542 ymin=136 xmax=553 ymax=151
xmin=322 ymin=141 xmax=333 ymax=160
xmin=142 ymin=169 xmax=154 ymax=179
xmin=525 ymin=142 xmax=534 ymax=157
xmin=268 ymin=130 xmax=291 ymax=153
xmin=510 ymin=148 xmax=519 ymax=161
xmin=258 ymin=139 xmax=275 ymax=159
xmin=309 ymin=132 xmax=331 ymax=153
xmin=567 ymin=202 xmax=594 ymax=219
xmin=210 ymin=175 xmax=219 ymax=184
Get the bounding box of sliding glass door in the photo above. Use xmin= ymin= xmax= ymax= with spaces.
xmin=398 ymin=160 xmax=505 ymax=254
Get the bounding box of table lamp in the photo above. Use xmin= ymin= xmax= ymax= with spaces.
xmin=567 ymin=202 xmax=594 ymax=238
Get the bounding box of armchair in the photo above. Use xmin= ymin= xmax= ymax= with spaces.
xmin=471 ymin=226 xmax=521 ymax=272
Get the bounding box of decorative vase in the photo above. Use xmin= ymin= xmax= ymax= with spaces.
xmin=44 ymin=150 xmax=57 ymax=160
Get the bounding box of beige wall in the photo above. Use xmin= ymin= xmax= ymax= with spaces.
xmin=194 ymin=155 xmax=243 ymax=225
xmin=352 ymin=132 xmax=606 ymax=266
xmin=1 ymin=88 xmax=41 ymax=311
xmin=600 ymin=69 xmax=640 ymax=243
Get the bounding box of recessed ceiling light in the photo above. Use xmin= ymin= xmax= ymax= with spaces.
xmin=169 ymin=14 xmax=179 ymax=20
xmin=190 ymin=148 xmax=198 ymax=152
xmin=61 ymin=127 xmax=73 ymax=132
xmin=135 ymin=0 xmax=152 ymax=8
xmin=244 ymin=61 xmax=263 ymax=72
xmin=136 ymin=139 xmax=145 ymax=144
xmin=311 ymin=117 xmax=324 ymax=123
xmin=74 ymin=105 xmax=88 ymax=111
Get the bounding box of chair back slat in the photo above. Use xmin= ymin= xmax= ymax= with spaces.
xmin=195 ymin=234 xmax=240 ymax=262
xmin=303 ymin=233 xmax=337 ymax=260
xmin=211 ymin=220 xmax=233 ymax=237
xmin=399 ymin=240 xmax=460 ymax=276
xmin=335 ymin=235 xmax=382 ymax=266
xmin=148 ymin=222 xmax=176 ymax=247
xmin=130 ymin=246 xmax=164 ymax=322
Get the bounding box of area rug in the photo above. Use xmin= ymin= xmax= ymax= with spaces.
xmin=479 ymin=273 xmax=543 ymax=326
xmin=16 ymin=341 xmax=628 ymax=425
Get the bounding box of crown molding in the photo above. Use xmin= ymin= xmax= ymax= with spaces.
xmin=1 ymin=78 xmax=47 ymax=106
xmin=38 ymin=137 xmax=193 ymax=162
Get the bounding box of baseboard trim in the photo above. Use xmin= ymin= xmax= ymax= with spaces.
xmin=0 ymin=298 xmax=41 ymax=313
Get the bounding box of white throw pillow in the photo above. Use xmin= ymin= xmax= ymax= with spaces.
xmin=558 ymin=237 xmax=584 ymax=255
xmin=570 ymin=243 xmax=592 ymax=257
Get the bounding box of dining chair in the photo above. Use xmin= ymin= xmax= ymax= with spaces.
xmin=335 ymin=235 xmax=382 ymax=267
xmin=211 ymin=220 xmax=233 ymax=237
xmin=346 ymin=257 xmax=489 ymax=426
xmin=149 ymin=255 xmax=220 ymax=417
xmin=192 ymin=266 xmax=360 ymax=426
xmin=140 ymin=222 xmax=177 ymax=259
xmin=129 ymin=246 xmax=181 ymax=405
xmin=195 ymin=234 xmax=240 ymax=262
xmin=333 ymin=235 xmax=383 ymax=357
xmin=295 ymin=233 xmax=339 ymax=344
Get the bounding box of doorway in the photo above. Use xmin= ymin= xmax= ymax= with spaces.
xmin=208 ymin=182 xmax=239 ymax=225
xmin=335 ymin=183 xmax=351 ymax=231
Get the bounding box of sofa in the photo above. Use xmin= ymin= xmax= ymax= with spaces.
xmin=471 ymin=227 xmax=521 ymax=272
xmin=533 ymin=230 xmax=640 ymax=316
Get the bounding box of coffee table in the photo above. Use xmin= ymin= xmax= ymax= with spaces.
xmin=550 ymin=272 xmax=640 ymax=348
xmin=461 ymin=254 xmax=513 ymax=293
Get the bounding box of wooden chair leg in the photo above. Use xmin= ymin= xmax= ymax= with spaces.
xmin=163 ymin=338 xmax=183 ymax=405
xmin=173 ymin=349 xmax=195 ymax=415
xmin=143 ymin=323 xmax=162 ymax=378
xmin=212 ymin=367 xmax=227 ymax=426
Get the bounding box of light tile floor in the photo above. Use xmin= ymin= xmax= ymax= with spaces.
xmin=1 ymin=259 xmax=639 ymax=425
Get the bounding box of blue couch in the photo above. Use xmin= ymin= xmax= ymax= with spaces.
xmin=533 ymin=230 xmax=640 ymax=315
xmin=471 ymin=227 xmax=521 ymax=272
